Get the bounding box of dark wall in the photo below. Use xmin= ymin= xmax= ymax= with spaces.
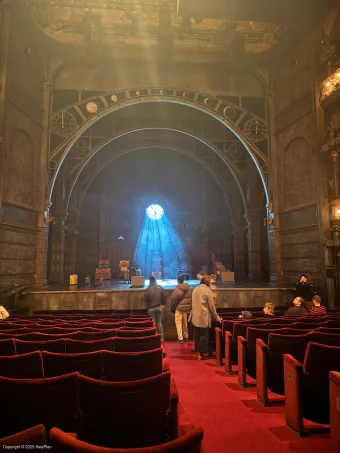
xmin=0 ymin=8 xmax=43 ymax=288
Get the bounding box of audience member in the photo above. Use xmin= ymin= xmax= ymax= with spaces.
xmin=192 ymin=275 xmax=221 ymax=360
xmin=171 ymin=274 xmax=192 ymax=344
xmin=238 ymin=310 xmax=253 ymax=320
xmin=0 ymin=305 xmax=9 ymax=320
xmin=295 ymin=274 xmax=314 ymax=302
xmin=261 ymin=302 xmax=275 ymax=318
xmin=284 ymin=297 xmax=308 ymax=317
xmin=144 ymin=276 xmax=164 ymax=342
xmin=309 ymin=295 xmax=326 ymax=315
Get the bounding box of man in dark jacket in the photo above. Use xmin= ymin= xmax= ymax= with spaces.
xmin=295 ymin=275 xmax=314 ymax=302
xmin=144 ymin=276 xmax=164 ymax=342
xmin=284 ymin=297 xmax=308 ymax=317
xmin=171 ymin=274 xmax=192 ymax=343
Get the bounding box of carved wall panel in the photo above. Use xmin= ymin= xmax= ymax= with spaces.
xmin=0 ymin=224 xmax=38 ymax=287
xmin=283 ymin=137 xmax=313 ymax=210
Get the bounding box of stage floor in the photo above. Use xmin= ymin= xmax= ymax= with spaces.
xmin=29 ymin=279 xmax=292 ymax=293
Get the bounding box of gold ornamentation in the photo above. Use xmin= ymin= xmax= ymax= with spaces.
xmin=320 ymin=68 xmax=340 ymax=107
xmin=86 ymin=101 xmax=98 ymax=113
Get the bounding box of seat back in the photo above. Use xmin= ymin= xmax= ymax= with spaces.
xmin=246 ymin=328 xmax=309 ymax=379
xmin=65 ymin=338 xmax=114 ymax=354
xmin=0 ymin=425 xmax=47 ymax=448
xmin=330 ymin=371 xmax=340 ymax=453
xmin=0 ymin=372 xmax=79 ymax=438
xmin=124 ymin=321 xmax=154 ymax=329
xmin=0 ymin=351 xmax=43 ymax=378
xmin=77 ymin=372 xmax=171 ymax=448
xmin=102 ymin=349 xmax=163 ymax=381
xmin=267 ymin=332 xmax=313 ymax=395
xmin=302 ymin=342 xmax=340 ymax=424
xmin=0 ymin=339 xmax=16 ymax=356
xmin=114 ymin=334 xmax=161 ymax=352
xmin=116 ymin=327 xmax=156 ymax=337
xmin=15 ymin=339 xmax=66 ymax=354
xmin=49 ymin=425 xmax=204 ymax=453
xmin=42 ymin=351 xmax=103 ymax=379
xmin=76 ymin=330 xmax=117 ymax=341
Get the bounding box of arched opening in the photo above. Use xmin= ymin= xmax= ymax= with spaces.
xmin=48 ymin=100 xmax=270 ymax=284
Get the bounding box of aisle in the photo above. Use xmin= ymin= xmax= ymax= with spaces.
xmin=165 ymin=340 xmax=332 ymax=453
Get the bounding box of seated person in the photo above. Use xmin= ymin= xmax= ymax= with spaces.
xmin=0 ymin=305 xmax=9 ymax=320
xmin=284 ymin=297 xmax=307 ymax=317
xmin=238 ymin=310 xmax=252 ymax=320
xmin=261 ymin=302 xmax=275 ymax=318
xmin=309 ymin=295 xmax=327 ymax=315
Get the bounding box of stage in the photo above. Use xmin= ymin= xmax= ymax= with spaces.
xmin=21 ymin=279 xmax=295 ymax=313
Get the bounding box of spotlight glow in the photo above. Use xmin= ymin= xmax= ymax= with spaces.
xmin=146 ymin=204 xmax=164 ymax=221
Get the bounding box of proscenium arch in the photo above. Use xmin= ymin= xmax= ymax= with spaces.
xmin=71 ymin=145 xmax=240 ymax=225
xmin=48 ymin=88 xmax=270 ymax=205
xmin=63 ymin=128 xmax=248 ymax=216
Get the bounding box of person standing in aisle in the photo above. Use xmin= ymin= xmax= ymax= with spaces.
xmin=191 ymin=274 xmax=221 ymax=360
xmin=171 ymin=274 xmax=192 ymax=344
xmin=144 ymin=276 xmax=164 ymax=342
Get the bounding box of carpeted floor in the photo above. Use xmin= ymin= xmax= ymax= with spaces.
xmin=166 ymin=340 xmax=332 ymax=453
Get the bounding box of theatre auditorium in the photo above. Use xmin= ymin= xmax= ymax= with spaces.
xmin=0 ymin=1 xmax=339 ymax=452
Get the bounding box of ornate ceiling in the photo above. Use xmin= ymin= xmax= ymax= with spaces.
xmin=27 ymin=0 xmax=285 ymax=55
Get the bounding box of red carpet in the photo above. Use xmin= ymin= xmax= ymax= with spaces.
xmin=166 ymin=340 xmax=332 ymax=453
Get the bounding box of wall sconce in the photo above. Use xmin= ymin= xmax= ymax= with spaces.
xmin=320 ymin=68 xmax=340 ymax=107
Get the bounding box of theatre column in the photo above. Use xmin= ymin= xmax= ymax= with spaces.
xmin=35 ymin=82 xmax=51 ymax=287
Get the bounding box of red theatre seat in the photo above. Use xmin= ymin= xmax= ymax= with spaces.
xmin=50 ymin=424 xmax=204 ymax=453
xmin=65 ymin=338 xmax=114 ymax=354
xmin=0 ymin=425 xmax=47 ymax=448
xmin=75 ymin=330 xmax=117 ymax=341
xmin=0 ymin=351 xmax=43 ymax=378
xmin=77 ymin=371 xmax=177 ymax=448
xmin=0 ymin=372 xmax=79 ymax=438
xmin=102 ymin=349 xmax=163 ymax=381
xmin=15 ymin=339 xmax=66 ymax=355
xmin=114 ymin=334 xmax=161 ymax=352
xmin=284 ymin=343 xmax=340 ymax=435
xmin=124 ymin=321 xmax=154 ymax=329
xmin=330 ymin=371 xmax=340 ymax=453
xmin=116 ymin=327 xmax=156 ymax=337
xmin=42 ymin=351 xmax=103 ymax=379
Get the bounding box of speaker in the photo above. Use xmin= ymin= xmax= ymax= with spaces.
xmin=131 ymin=276 xmax=145 ymax=288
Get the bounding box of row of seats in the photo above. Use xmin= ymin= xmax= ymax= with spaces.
xmin=214 ymin=316 xmax=340 ymax=452
xmin=0 ymin=348 xmax=165 ymax=380
xmin=0 ymin=313 xmax=205 ymax=451
xmin=0 ymin=371 xmax=179 ymax=448
xmin=0 ymin=423 xmax=204 ymax=453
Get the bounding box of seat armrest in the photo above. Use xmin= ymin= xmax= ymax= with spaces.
xmin=178 ymin=423 xmax=196 ymax=437
xmin=169 ymin=378 xmax=179 ymax=440
xmin=256 ymin=338 xmax=269 ymax=405
xmin=225 ymin=331 xmax=233 ymax=375
xmin=283 ymin=354 xmax=304 ymax=435
xmin=237 ymin=336 xmax=248 ymax=388
xmin=215 ymin=327 xmax=223 ymax=366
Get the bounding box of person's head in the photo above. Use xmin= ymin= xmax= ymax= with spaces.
xmin=200 ymin=275 xmax=211 ymax=286
xmin=263 ymin=303 xmax=275 ymax=315
xmin=178 ymin=274 xmax=186 ymax=284
xmin=149 ymin=276 xmax=156 ymax=284
xmin=241 ymin=311 xmax=252 ymax=320
xmin=299 ymin=275 xmax=308 ymax=283
xmin=312 ymin=295 xmax=322 ymax=306
xmin=197 ymin=271 xmax=207 ymax=280
xmin=293 ymin=297 xmax=305 ymax=307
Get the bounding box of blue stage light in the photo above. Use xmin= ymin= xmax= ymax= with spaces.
xmin=146 ymin=204 xmax=164 ymax=221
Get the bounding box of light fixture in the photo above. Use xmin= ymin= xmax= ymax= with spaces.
xmin=118 ymin=236 xmax=124 ymax=241
xmin=146 ymin=204 xmax=164 ymax=221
